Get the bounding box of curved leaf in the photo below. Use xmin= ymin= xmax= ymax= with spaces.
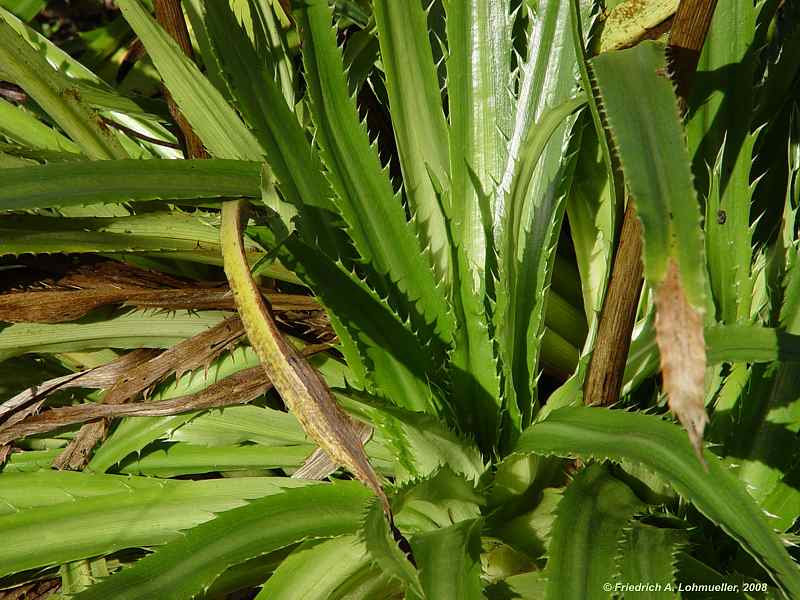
xmin=0 ymin=19 xmax=127 ymax=161
xmin=0 ymin=472 xmax=303 ymax=577
xmin=591 ymin=41 xmax=706 ymax=308
xmin=411 ymin=518 xmax=484 ymax=600
xmin=495 ymin=0 xmax=592 ymax=434
xmin=543 ymin=464 xmax=643 ymax=600
xmin=0 ymin=212 xmax=261 ymax=258
xmin=514 ymin=407 xmax=800 ymax=598
xmin=255 ymin=535 xmax=394 ymax=600
xmin=72 ymin=482 xmax=372 ymax=600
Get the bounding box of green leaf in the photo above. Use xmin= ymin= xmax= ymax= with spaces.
xmin=255 ymin=535 xmax=393 ymax=600
xmin=0 ymin=159 xmax=262 ymax=212
xmin=688 ymin=0 xmax=757 ymax=185
xmin=0 ymin=309 xmax=228 ymax=361
xmin=373 ymin=0 xmax=451 ymax=283
xmin=168 ymin=404 xmax=308 ymax=447
xmin=445 ymin=0 xmax=512 ymax=279
xmin=117 ymin=442 xmax=312 ymax=477
xmin=1 ymin=0 xmax=45 ymax=21
xmin=117 ymin=0 xmax=262 ymax=160
xmin=0 ymin=471 xmax=304 ymax=577
xmin=0 ymin=212 xmax=261 ymax=259
xmin=278 ymin=238 xmax=442 ymax=415
xmin=615 ymin=524 xmax=688 ymax=599
xmin=448 ymin=234 xmax=504 ymax=451
xmin=0 ymin=97 xmax=81 ymax=154
xmin=0 ymin=6 xmax=100 ymax=83
xmin=495 ymin=94 xmax=586 ymax=422
xmin=514 ymin=407 xmax=800 ymax=598
xmin=564 ymin=115 xmax=616 ymax=324
xmin=567 ymin=0 xmax=620 ymax=327
xmin=0 ymin=19 xmax=128 ymax=160
xmin=392 ymin=467 xmax=483 ymax=533
xmin=705 ymin=325 xmax=800 ymax=364
xmin=339 ymin=391 xmax=485 ymax=484
xmin=543 ymin=464 xmax=643 ymax=600
xmin=622 ymin=324 xmax=800 ymax=377
xmin=362 ymin=500 xmax=423 ymax=598
xmin=703 ymin=136 xmax=757 ymax=324
xmin=495 ymin=0 xmax=592 ymax=435
xmin=72 ymin=481 xmax=373 ymax=600
xmin=411 ymin=518 xmax=484 ymax=600
xmin=485 ymin=570 xmax=547 ymax=600
xmin=491 ymin=486 xmax=562 ymax=561
xmin=239 ymin=0 xmax=295 ymax=106
xmin=298 ymin=0 xmax=452 ymax=340
xmin=202 ymin=1 xmax=336 ymax=216
xmin=590 ymin=41 xmax=706 ymax=309
xmin=720 ymin=361 xmax=800 ymax=512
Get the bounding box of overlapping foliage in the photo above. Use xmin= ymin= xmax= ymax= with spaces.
xmin=0 ymin=0 xmax=799 ymax=598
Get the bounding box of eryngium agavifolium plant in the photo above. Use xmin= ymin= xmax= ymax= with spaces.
xmin=0 ymin=0 xmax=798 ymax=597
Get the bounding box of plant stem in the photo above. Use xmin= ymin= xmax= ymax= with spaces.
xmin=584 ymin=201 xmax=644 ymax=405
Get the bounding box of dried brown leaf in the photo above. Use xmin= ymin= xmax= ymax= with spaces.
xmin=102 ymin=316 xmax=245 ymax=405
xmin=0 ymin=580 xmax=60 ymax=600
xmin=52 ymin=317 xmax=247 ymax=469
xmin=53 ymin=420 xmax=107 ymax=470
xmin=0 ymin=287 xmax=320 ymax=323
xmin=0 ymin=345 xmax=330 ymax=452
xmin=0 ymin=367 xmax=269 ymax=446
xmin=0 ymin=349 xmax=158 ymax=423
xmin=654 ymin=259 xmax=708 ymax=464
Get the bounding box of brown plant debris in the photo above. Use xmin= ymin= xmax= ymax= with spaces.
xmin=0 ymin=345 xmax=331 ymax=456
xmin=0 ymin=368 xmax=267 ymax=448
xmin=0 ymin=579 xmax=60 ymax=600
xmin=0 ymin=348 xmax=158 ymax=424
xmin=654 ymin=259 xmax=708 ymax=465
xmin=52 ymin=316 xmax=246 ymax=470
xmin=0 ymin=286 xmax=319 ymax=324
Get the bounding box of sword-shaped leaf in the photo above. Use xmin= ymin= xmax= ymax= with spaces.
xmin=591 ymin=41 xmax=709 ymax=455
xmin=298 ymin=0 xmax=452 ymax=340
xmin=72 ymin=482 xmax=372 ymax=600
xmin=373 ymin=0 xmax=451 ymax=283
xmin=0 ymin=159 xmax=262 ymax=212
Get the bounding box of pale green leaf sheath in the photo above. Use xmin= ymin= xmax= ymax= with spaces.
xmin=444 ymin=0 xmax=511 ymax=450
xmin=220 ymin=199 xmax=389 ymax=514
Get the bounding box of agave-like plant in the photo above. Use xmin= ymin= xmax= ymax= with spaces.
xmin=0 ymin=0 xmax=799 ymax=598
